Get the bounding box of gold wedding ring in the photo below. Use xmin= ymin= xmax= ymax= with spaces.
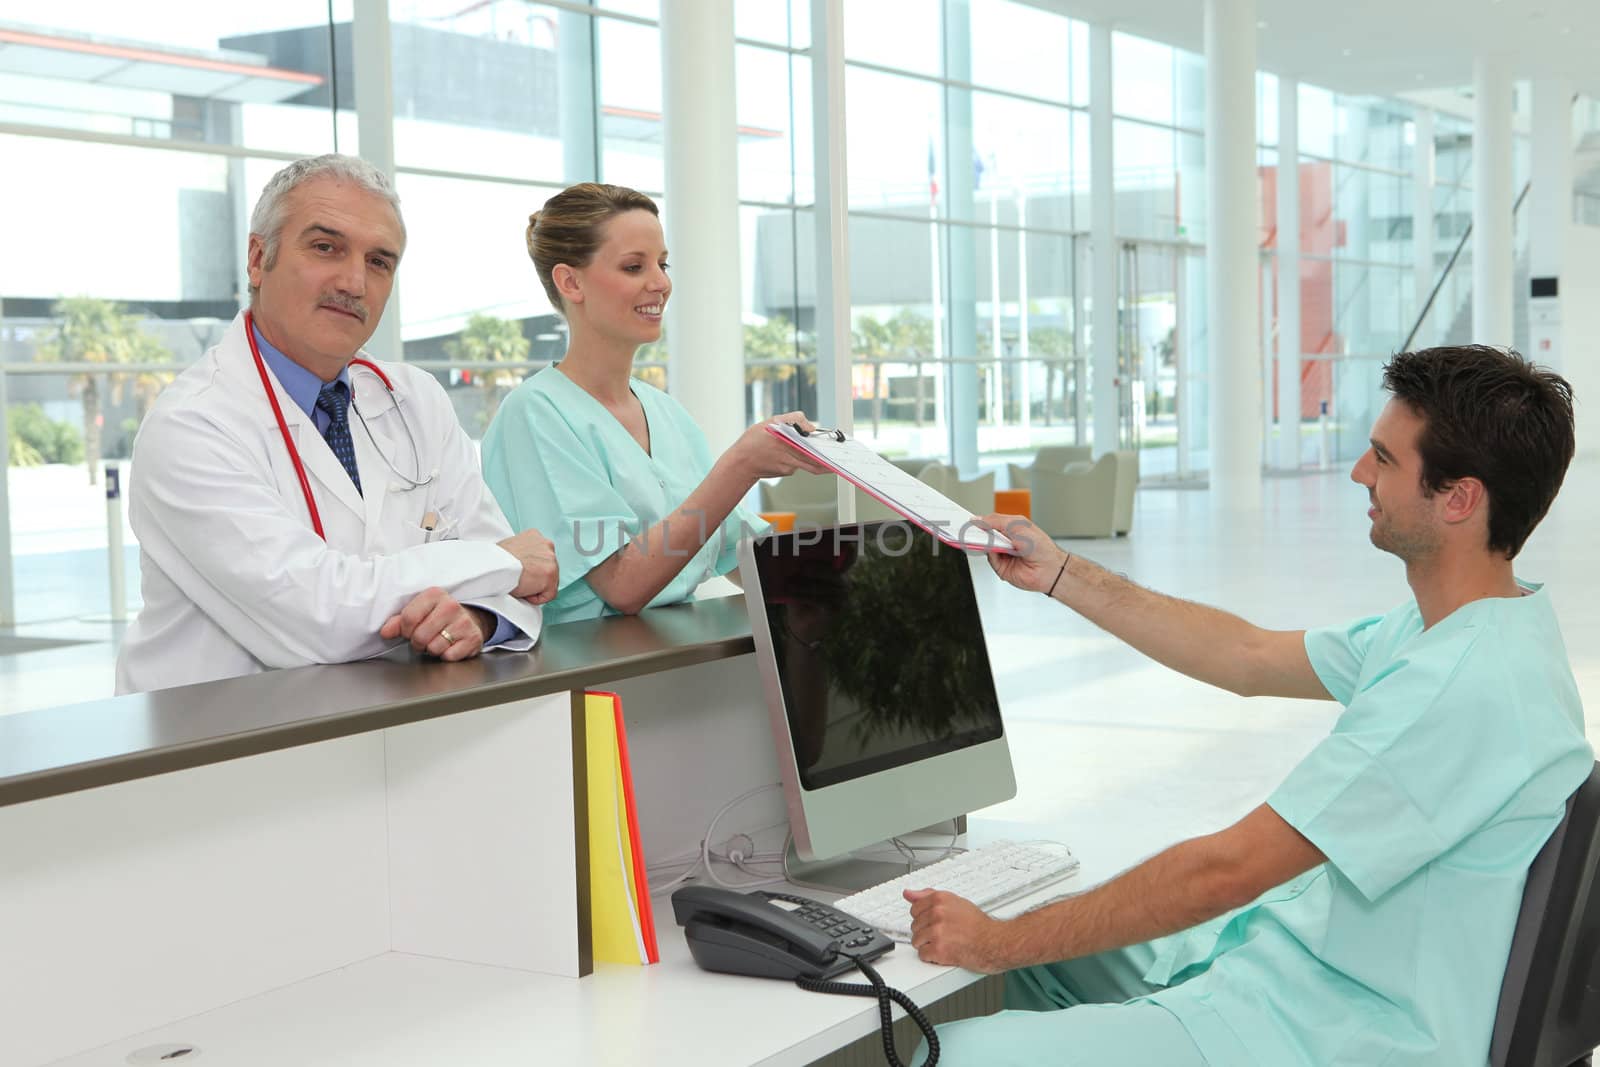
xmin=440 ymin=627 xmax=456 ymax=644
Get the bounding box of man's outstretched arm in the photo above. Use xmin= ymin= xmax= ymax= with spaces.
xmin=988 ymin=514 xmax=1332 ymax=700
xmin=905 ymin=803 xmax=1326 ymax=972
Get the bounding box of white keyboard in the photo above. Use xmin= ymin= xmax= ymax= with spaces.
xmin=833 ymin=840 xmax=1080 ymax=942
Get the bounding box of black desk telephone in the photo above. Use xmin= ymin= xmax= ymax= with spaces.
xmin=670 ymin=884 xmax=893 ymax=980
xmin=671 ymin=885 xmax=938 ymax=1066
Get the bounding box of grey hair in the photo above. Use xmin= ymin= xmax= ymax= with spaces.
xmin=248 ymin=154 xmax=406 ymax=298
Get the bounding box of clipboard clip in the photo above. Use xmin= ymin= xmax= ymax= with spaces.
xmin=796 ymin=425 xmax=846 ymax=442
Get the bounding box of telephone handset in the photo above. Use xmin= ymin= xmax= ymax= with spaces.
xmin=671 ymin=885 xmax=939 ymax=1066
xmin=671 ymin=885 xmax=893 ymax=980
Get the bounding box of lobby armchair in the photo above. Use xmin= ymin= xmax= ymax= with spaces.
xmin=1031 ymin=454 xmax=1119 ymax=538
xmin=915 ymin=463 xmax=996 ymax=518
xmin=1111 ymin=448 xmax=1139 ymax=536
xmin=759 ymin=471 xmax=839 ymax=528
xmin=1007 ymin=445 xmax=1092 ymax=491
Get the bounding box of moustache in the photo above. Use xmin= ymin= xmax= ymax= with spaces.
xmin=319 ymin=294 xmax=369 ymax=323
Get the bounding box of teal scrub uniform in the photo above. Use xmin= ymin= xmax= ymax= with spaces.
xmin=481 ymin=366 xmax=766 ymax=625
xmin=921 ymin=585 xmax=1591 ymax=1066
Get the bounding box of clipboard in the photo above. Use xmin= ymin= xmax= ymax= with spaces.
xmin=766 ymin=423 xmax=1016 ymax=553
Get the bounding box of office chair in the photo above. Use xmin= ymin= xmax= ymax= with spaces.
xmin=1490 ymin=760 xmax=1600 ymax=1067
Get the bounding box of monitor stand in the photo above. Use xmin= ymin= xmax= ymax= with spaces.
xmin=781 ymin=816 xmax=967 ymax=895
xmin=782 ymin=840 xmax=914 ymax=895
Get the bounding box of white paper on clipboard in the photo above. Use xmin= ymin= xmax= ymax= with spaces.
xmin=766 ymin=423 xmax=1016 ymax=553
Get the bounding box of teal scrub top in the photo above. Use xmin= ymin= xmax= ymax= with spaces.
xmin=480 ymin=366 xmax=766 ymax=625
xmin=1136 ymin=585 xmax=1591 ymax=1066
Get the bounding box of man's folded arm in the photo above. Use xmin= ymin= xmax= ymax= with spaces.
xmin=134 ymin=412 xmax=528 ymax=667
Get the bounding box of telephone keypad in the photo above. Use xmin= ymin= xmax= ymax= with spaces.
xmin=770 ymin=892 xmax=879 ymax=947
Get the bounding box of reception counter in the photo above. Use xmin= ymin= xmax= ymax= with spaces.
xmin=0 ymin=594 xmax=756 ymax=810
xmin=0 ymin=595 xmax=827 ymax=1066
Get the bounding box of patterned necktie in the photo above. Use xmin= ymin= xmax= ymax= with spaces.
xmin=315 ymin=379 xmax=362 ymax=496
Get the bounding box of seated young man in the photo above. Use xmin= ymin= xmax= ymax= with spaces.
xmin=907 ymin=345 xmax=1591 ymax=1067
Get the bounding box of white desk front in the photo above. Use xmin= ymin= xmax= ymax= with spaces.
xmin=2 ymin=598 xmax=1048 ymax=1067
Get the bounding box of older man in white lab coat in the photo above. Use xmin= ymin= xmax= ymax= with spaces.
xmin=116 ymin=154 xmax=557 ymax=694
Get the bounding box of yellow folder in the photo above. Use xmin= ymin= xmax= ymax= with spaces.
xmin=585 ymin=691 xmax=658 ymax=965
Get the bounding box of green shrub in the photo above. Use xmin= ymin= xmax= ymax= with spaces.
xmin=7 ymin=404 xmax=84 ymax=466
xmin=7 ymin=421 xmax=42 ymax=466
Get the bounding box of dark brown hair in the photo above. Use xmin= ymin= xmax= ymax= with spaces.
xmin=1382 ymin=345 xmax=1575 ymax=559
xmin=526 ymin=182 xmax=659 ymax=312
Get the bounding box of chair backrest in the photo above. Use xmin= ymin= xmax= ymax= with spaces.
xmin=763 ymin=471 xmax=837 ymax=509
xmin=888 ymin=455 xmax=938 ymax=477
xmin=1110 ymin=450 xmax=1139 ymax=535
xmin=915 ymin=464 xmax=994 ymax=517
xmin=1030 ymin=454 xmax=1118 ymax=538
xmin=1032 ymin=445 xmax=1092 ymax=472
xmin=763 ymin=472 xmax=841 ymax=528
xmin=1490 ymin=760 xmax=1600 ymax=1067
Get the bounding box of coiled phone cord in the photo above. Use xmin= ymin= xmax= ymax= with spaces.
xmin=794 ymin=955 xmax=940 ymax=1067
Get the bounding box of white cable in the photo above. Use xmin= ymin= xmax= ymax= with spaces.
xmin=648 ymin=864 xmax=700 ymax=896
xmin=646 ymin=782 xmax=785 ymax=894
xmin=701 ymin=783 xmax=789 ymax=889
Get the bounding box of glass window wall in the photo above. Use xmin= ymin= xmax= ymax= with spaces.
xmin=969 ymin=0 xmax=1072 ymax=104
xmin=0 ymin=2 xmax=347 ymax=153
xmin=1 ymin=6 xmax=349 ymax=626
xmin=389 ymin=1 xmax=578 ymax=184
xmin=0 ymin=0 xmax=1518 ymax=631
xmin=835 ymin=0 xmax=1090 ymax=479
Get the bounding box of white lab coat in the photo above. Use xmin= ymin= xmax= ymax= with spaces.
xmin=115 ymin=312 xmax=543 ymax=694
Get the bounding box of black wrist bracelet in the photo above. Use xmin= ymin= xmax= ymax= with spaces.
xmin=1046 ymin=555 xmax=1070 ymax=598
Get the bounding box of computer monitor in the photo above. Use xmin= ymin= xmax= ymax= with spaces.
xmin=739 ymin=520 xmax=1017 ymax=890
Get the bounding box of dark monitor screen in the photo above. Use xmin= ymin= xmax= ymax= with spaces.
xmin=750 ymin=522 xmax=1005 ymax=790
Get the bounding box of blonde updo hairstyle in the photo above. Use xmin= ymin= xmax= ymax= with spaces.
xmin=526 ymin=182 xmax=660 ymax=314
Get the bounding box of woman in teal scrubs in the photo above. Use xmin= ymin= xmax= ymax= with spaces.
xmin=481 ymin=183 xmax=826 ymax=624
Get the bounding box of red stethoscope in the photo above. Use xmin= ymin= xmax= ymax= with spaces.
xmin=245 ymin=310 xmax=433 ymax=539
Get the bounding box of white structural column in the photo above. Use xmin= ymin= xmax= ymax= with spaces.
xmin=810 ymin=0 xmax=852 ymax=435
xmin=1204 ymin=0 xmax=1261 ymax=508
xmin=1529 ymin=77 xmax=1572 ymax=372
xmin=944 ymin=0 xmax=979 ymax=472
xmin=1413 ymin=109 xmax=1436 ymax=344
xmin=558 ymin=6 xmax=598 ymax=183
xmin=1472 ymin=56 xmax=1515 ymax=346
xmin=1089 ymin=24 xmax=1117 ymax=456
xmin=660 ymin=0 xmax=744 ymax=453
xmin=352 ymin=0 xmax=402 ymax=362
xmin=1530 ymin=78 xmax=1574 ymax=284
xmin=811 ymin=0 xmax=854 ymax=519
xmin=1276 ymin=75 xmax=1301 ymax=471
xmin=0 ymin=353 xmax=12 ymax=625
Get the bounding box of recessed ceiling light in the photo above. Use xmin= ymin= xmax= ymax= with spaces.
xmin=1342 ymin=48 xmax=1353 ymax=56
xmin=1560 ymin=25 xmax=1573 ymax=34
xmin=1257 ymin=19 xmax=1268 ymax=28
xmin=1416 ymin=73 xmax=1426 ymax=82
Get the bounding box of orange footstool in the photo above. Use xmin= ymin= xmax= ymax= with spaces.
xmin=993 ymin=488 xmax=1032 ymax=520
